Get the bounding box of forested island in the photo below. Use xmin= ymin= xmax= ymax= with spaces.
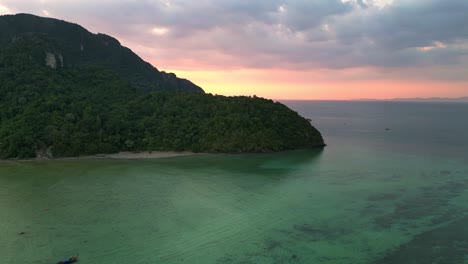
xmin=0 ymin=14 xmax=325 ymax=159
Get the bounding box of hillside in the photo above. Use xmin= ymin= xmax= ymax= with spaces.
xmin=0 ymin=14 xmax=325 ymax=159
xmin=0 ymin=13 xmax=203 ymax=93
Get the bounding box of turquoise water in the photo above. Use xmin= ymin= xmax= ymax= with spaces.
xmin=1 ymin=101 xmax=468 ymax=263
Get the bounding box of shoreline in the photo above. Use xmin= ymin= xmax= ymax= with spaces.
xmin=10 ymin=151 xmax=198 ymax=162
xmin=4 ymin=146 xmax=326 ymax=162
xmin=83 ymin=151 xmax=197 ymax=160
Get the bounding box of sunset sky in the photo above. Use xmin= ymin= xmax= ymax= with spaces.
xmin=1 ymin=0 xmax=467 ymax=100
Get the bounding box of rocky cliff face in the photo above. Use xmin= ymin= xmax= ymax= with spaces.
xmin=0 ymin=13 xmax=204 ymax=93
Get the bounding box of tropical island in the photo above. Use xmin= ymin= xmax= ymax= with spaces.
xmin=0 ymin=14 xmax=325 ymax=159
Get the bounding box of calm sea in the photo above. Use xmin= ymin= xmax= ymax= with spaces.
xmin=285 ymin=100 xmax=468 ymax=158
xmin=1 ymin=101 xmax=467 ymax=264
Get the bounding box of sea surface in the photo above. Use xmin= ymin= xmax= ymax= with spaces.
xmin=1 ymin=101 xmax=468 ymax=264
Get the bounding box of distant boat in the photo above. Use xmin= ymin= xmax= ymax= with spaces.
xmin=57 ymin=256 xmax=78 ymax=264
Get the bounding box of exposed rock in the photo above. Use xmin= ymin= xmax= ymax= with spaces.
xmin=45 ymin=52 xmax=57 ymax=69
xmin=0 ymin=13 xmax=204 ymax=93
xmin=35 ymin=147 xmax=54 ymax=159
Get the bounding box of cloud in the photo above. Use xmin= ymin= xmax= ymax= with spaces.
xmin=0 ymin=4 xmax=11 ymax=14
xmin=1 ymin=0 xmax=468 ymax=81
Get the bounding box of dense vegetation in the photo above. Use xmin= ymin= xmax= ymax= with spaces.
xmin=0 ymin=14 xmax=324 ymax=159
xmin=0 ymin=13 xmax=203 ymax=93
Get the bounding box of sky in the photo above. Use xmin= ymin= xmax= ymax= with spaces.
xmin=1 ymin=0 xmax=467 ymax=100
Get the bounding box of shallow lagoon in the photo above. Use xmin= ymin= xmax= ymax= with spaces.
xmin=1 ymin=101 xmax=468 ymax=264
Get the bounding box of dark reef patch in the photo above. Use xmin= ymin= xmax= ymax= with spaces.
xmin=372 ymin=181 xmax=467 ymax=229
xmin=264 ymin=240 xmax=282 ymax=251
xmin=375 ymin=215 xmax=468 ymax=264
xmin=367 ymin=193 xmax=399 ymax=202
xmin=292 ymin=224 xmax=351 ymax=241
xmin=439 ymin=170 xmax=452 ymax=175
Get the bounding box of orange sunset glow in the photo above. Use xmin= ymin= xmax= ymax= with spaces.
xmin=168 ymin=68 xmax=468 ymax=100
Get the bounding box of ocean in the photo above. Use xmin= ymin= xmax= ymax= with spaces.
xmin=1 ymin=101 xmax=467 ymax=264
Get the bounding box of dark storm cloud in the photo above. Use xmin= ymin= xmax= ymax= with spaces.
xmin=1 ymin=0 xmax=468 ymax=80
xmin=279 ymin=0 xmax=353 ymax=31
xmin=356 ymin=0 xmax=368 ymax=9
xmin=356 ymin=0 xmax=468 ymax=49
xmin=329 ymin=0 xmax=468 ymax=70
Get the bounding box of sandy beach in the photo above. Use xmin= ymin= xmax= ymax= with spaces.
xmin=6 ymin=151 xmax=198 ymax=161
xmin=92 ymin=151 xmax=197 ymax=159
